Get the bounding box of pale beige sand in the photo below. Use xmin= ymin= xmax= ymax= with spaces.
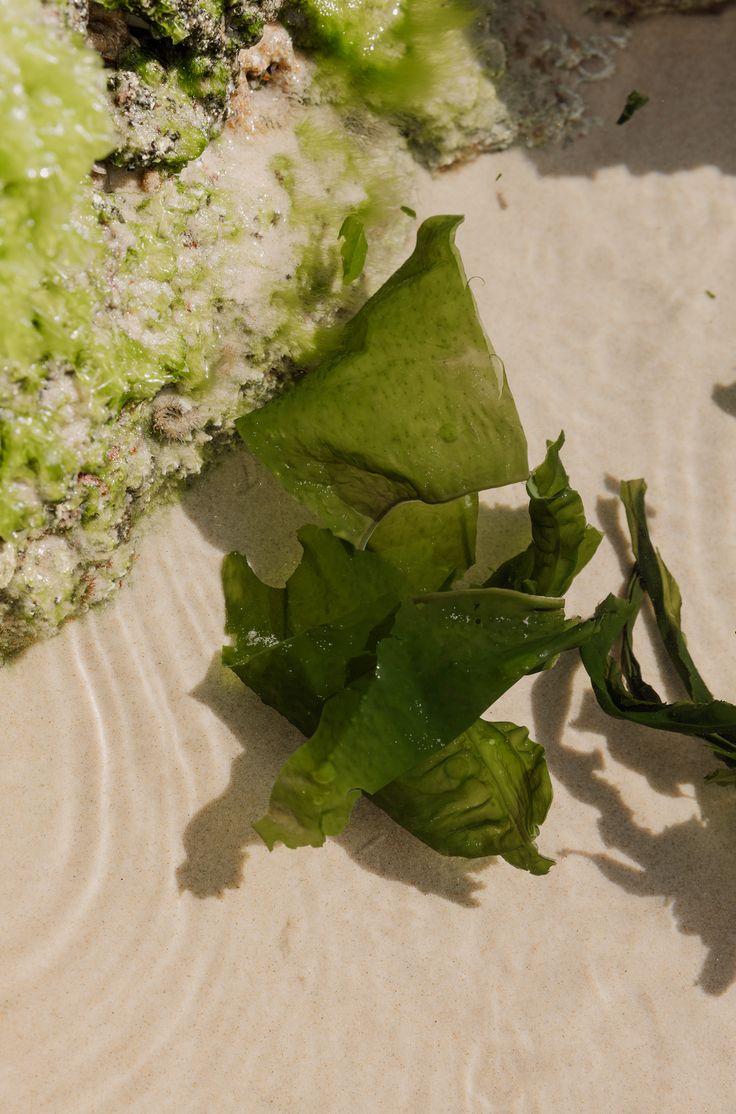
xmin=2 ymin=7 xmax=736 ymax=1112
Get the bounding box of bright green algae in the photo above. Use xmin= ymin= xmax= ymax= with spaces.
xmin=0 ymin=2 xmax=234 ymax=541
xmin=94 ymin=0 xmax=281 ymax=168
xmin=286 ymin=0 xmax=514 ymax=166
xmin=0 ymin=1 xmax=112 ymax=347
xmin=289 ymin=0 xmax=472 ymax=71
xmin=0 ymin=0 xmax=418 ymax=654
xmin=1 ymin=0 xmax=623 ymax=654
xmin=0 ymin=0 xmax=112 ymax=538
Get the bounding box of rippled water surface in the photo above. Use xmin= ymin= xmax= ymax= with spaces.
xmin=2 ymin=8 xmax=736 ymax=1111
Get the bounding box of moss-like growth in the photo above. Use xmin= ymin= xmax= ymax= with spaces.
xmin=108 ymin=45 xmax=213 ymax=168
xmin=0 ymin=1 xmax=236 ymax=540
xmin=0 ymin=0 xmax=112 ymax=537
xmin=95 ymin=0 xmax=284 ymax=168
xmin=99 ymin=0 xmax=227 ymax=46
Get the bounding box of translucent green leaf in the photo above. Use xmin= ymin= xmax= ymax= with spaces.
xmin=338 ymin=213 xmax=368 ymax=285
xmin=254 ymin=589 xmax=594 ymax=849
xmin=487 ymin=431 xmax=601 ymax=598
xmin=366 ymin=493 xmax=478 ymax=593
xmin=237 ymin=216 xmax=529 ymax=545
xmin=373 ymin=719 xmax=554 ymax=874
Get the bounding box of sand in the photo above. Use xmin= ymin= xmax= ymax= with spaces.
xmin=1 ymin=6 xmax=736 ymax=1111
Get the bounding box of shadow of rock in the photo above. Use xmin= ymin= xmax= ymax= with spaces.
xmin=532 ymin=653 xmax=736 ymax=995
xmin=713 ymin=381 xmax=736 ymax=418
xmin=177 ymin=654 xmax=491 ymax=906
xmin=181 ymin=443 xmax=313 ymax=581
xmin=526 ymin=3 xmax=736 ymax=178
xmin=181 ymin=443 xmax=532 ymax=588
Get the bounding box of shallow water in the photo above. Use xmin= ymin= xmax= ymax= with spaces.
xmin=2 ymin=7 xmax=736 ymax=1111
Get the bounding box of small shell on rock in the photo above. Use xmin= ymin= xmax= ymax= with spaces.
xmin=151 ymin=390 xmax=200 ymax=441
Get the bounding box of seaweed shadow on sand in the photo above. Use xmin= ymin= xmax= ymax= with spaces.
xmin=176 ymin=653 xmax=496 ymax=907
xmin=712 ymin=380 xmax=736 ymax=418
xmin=529 ymin=491 xmax=736 ymax=997
xmin=178 ymin=461 xmax=533 ymax=907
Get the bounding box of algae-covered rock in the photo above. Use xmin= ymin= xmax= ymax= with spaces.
xmin=0 ymin=0 xmax=417 ymax=657
xmin=284 ymin=0 xmax=623 ymax=167
xmin=88 ymin=0 xmax=284 ymax=168
xmin=0 ymin=0 xmax=632 ymax=657
xmin=0 ymin=0 xmax=112 ymax=538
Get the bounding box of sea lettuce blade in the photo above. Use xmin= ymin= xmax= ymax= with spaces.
xmin=366 ymin=493 xmax=478 ymax=593
xmin=373 ymin=719 xmax=554 ymax=874
xmin=237 ymin=216 xmax=529 ymax=544
xmin=580 ymin=592 xmax=736 ymax=763
xmin=580 ymin=481 xmax=736 ymax=779
xmin=620 ymin=478 xmax=712 ymax=703
xmin=222 ymin=525 xmax=406 ymax=734
xmin=254 ymin=589 xmax=594 ymax=849
xmin=487 ymin=432 xmax=602 ymax=597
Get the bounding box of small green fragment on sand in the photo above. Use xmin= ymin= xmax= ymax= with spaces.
xmin=616 ymin=90 xmax=649 ymax=125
